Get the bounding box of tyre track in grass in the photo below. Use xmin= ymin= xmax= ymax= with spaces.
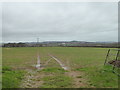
xmin=48 ymin=54 xmax=69 ymax=70
xmin=20 ymin=69 xmax=44 ymax=88
xmin=21 ymin=53 xmax=89 ymax=88
xmin=20 ymin=54 xmax=69 ymax=88
xmin=35 ymin=54 xmax=41 ymax=69
xmin=20 ymin=54 xmax=44 ymax=88
xmin=48 ymin=54 xmax=89 ymax=88
xmin=65 ymin=70 xmax=89 ymax=88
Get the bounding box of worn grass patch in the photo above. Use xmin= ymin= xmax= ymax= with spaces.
xmin=75 ymin=66 xmax=118 ymax=88
xmin=2 ymin=66 xmax=25 ymax=88
xmin=41 ymin=67 xmax=67 ymax=74
xmin=40 ymin=75 xmax=73 ymax=88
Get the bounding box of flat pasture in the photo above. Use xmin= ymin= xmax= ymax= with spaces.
xmin=2 ymin=47 xmax=118 ymax=88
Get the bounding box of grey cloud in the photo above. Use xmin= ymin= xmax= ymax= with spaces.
xmin=2 ymin=2 xmax=118 ymax=42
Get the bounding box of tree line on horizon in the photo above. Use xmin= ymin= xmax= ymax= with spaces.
xmin=2 ymin=42 xmax=119 ymax=48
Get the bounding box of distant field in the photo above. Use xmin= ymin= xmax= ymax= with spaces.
xmin=2 ymin=47 xmax=118 ymax=88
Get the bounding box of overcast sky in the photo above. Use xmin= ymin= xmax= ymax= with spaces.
xmin=2 ymin=2 xmax=118 ymax=43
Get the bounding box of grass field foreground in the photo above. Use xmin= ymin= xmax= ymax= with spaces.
xmin=2 ymin=47 xmax=118 ymax=88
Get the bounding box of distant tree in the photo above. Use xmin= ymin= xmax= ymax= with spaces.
xmin=3 ymin=43 xmax=27 ymax=47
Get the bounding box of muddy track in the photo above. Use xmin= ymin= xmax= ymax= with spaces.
xmin=48 ymin=54 xmax=89 ymax=87
xmin=36 ymin=55 xmax=41 ymax=69
xmin=48 ymin=54 xmax=68 ymax=70
xmin=20 ymin=69 xmax=44 ymax=88
xmin=20 ymin=53 xmax=89 ymax=88
xmin=65 ymin=71 xmax=88 ymax=88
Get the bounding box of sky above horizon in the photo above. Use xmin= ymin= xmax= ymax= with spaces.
xmin=1 ymin=2 xmax=118 ymax=43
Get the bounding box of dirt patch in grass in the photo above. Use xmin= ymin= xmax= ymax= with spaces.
xmin=37 ymin=67 xmax=72 ymax=88
xmin=20 ymin=66 xmax=90 ymax=88
xmin=20 ymin=69 xmax=44 ymax=88
xmin=65 ymin=70 xmax=89 ymax=88
xmin=41 ymin=75 xmax=73 ymax=88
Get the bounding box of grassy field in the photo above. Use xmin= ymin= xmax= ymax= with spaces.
xmin=2 ymin=47 xmax=118 ymax=88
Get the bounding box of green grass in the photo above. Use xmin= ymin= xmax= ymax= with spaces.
xmin=41 ymin=75 xmax=73 ymax=88
xmin=75 ymin=65 xmax=118 ymax=88
xmin=2 ymin=66 xmax=25 ymax=88
xmin=41 ymin=67 xmax=67 ymax=73
xmin=40 ymin=67 xmax=70 ymax=88
xmin=2 ymin=47 xmax=118 ymax=88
